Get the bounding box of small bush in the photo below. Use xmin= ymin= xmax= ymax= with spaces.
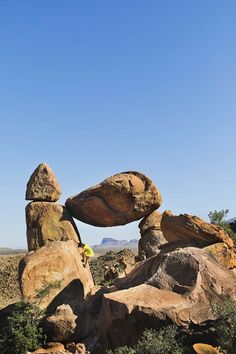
xmin=212 ymin=299 xmax=236 ymax=354
xmin=107 ymin=325 xmax=183 ymax=354
xmin=0 ymin=301 xmax=45 ymax=354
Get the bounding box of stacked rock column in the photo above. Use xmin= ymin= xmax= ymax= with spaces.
xmin=25 ymin=163 xmax=81 ymax=251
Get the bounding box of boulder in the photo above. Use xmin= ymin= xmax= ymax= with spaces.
xmin=161 ymin=211 xmax=234 ymax=248
xmin=137 ymin=230 xmax=166 ymax=260
xmin=43 ymin=304 xmax=77 ymax=342
xmin=138 ymin=211 xmax=162 ymax=235
xmin=137 ymin=211 xmax=166 ymax=260
xmin=26 ymin=163 xmax=61 ymax=202
xmin=65 ymin=171 xmax=162 ymax=227
xmin=204 ymin=242 xmax=236 ymax=269
xmin=99 ymin=247 xmax=236 ymax=349
xmin=26 ymin=202 xmax=80 ymax=251
xmin=19 ymin=240 xmax=94 ymax=309
xmin=30 ymin=342 xmax=69 ymax=354
xmin=193 ymin=343 xmax=221 ymax=354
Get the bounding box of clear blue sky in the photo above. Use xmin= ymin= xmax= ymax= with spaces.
xmin=0 ymin=1 xmax=235 ymax=248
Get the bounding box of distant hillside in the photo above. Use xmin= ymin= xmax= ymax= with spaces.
xmin=93 ymin=237 xmax=138 ymax=248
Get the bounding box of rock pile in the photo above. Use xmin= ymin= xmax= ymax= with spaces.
xmin=20 ymin=163 xmax=95 ymax=351
xmin=18 ymin=164 xmax=236 ymax=352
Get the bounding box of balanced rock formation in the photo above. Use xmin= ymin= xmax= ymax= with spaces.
xmin=19 ymin=240 xmax=94 ymax=309
xmin=26 ymin=163 xmax=61 ymax=202
xmin=99 ymin=247 xmax=236 ymax=349
xmin=138 ymin=211 xmax=166 ymax=259
xmin=161 ymin=210 xmax=234 ymax=248
xmin=26 ymin=202 xmax=80 ymax=251
xmin=66 ymin=171 xmax=162 ymax=227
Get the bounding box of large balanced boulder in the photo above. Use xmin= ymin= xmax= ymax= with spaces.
xmin=26 ymin=202 xmax=80 ymax=251
xmin=161 ymin=210 xmax=234 ymax=248
xmin=99 ymin=247 xmax=236 ymax=349
xmin=65 ymin=171 xmax=162 ymax=227
xmin=138 ymin=211 xmax=166 ymax=259
xmin=19 ymin=240 xmax=94 ymax=309
xmin=26 ymin=163 xmax=61 ymax=202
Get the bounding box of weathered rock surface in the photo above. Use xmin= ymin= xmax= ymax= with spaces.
xmin=99 ymin=247 xmax=236 ymax=349
xmin=138 ymin=211 xmax=162 ymax=235
xmin=66 ymin=171 xmax=162 ymax=227
xmin=204 ymin=242 xmax=236 ymax=269
xmin=26 ymin=163 xmax=61 ymax=202
xmin=137 ymin=211 xmax=166 ymax=260
xmin=19 ymin=240 xmax=94 ymax=309
xmin=161 ymin=210 xmax=234 ymax=248
xmin=26 ymin=202 xmax=80 ymax=251
xmin=44 ymin=304 xmax=77 ymax=343
xmin=137 ymin=230 xmax=166 ymax=260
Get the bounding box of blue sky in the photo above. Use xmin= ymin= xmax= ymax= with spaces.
xmin=0 ymin=1 xmax=235 ymax=248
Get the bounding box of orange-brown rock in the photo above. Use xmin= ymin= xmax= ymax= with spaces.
xmin=66 ymin=171 xmax=162 ymax=227
xmin=137 ymin=211 xmax=166 ymax=259
xmin=138 ymin=211 xmax=162 ymax=235
xmin=26 ymin=163 xmax=61 ymax=202
xmin=99 ymin=247 xmax=236 ymax=349
xmin=19 ymin=240 xmax=94 ymax=309
xmin=30 ymin=342 xmax=69 ymax=354
xmin=193 ymin=343 xmax=221 ymax=354
xmin=204 ymin=242 xmax=236 ymax=269
xmin=26 ymin=202 xmax=80 ymax=251
xmin=44 ymin=304 xmax=77 ymax=342
xmin=161 ymin=210 xmax=234 ymax=248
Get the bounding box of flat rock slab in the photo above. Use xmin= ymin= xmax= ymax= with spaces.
xmin=66 ymin=171 xmax=162 ymax=227
xmin=26 ymin=163 xmax=61 ymax=202
xmin=161 ymin=210 xmax=234 ymax=248
xmin=26 ymin=202 xmax=80 ymax=251
xmin=19 ymin=240 xmax=94 ymax=309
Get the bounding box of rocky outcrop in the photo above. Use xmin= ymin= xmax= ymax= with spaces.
xmin=138 ymin=211 xmax=166 ymax=259
xmin=161 ymin=210 xmax=234 ymax=248
xmin=19 ymin=240 xmax=94 ymax=309
xmin=26 ymin=202 xmax=80 ymax=251
xmin=99 ymin=247 xmax=236 ymax=349
xmin=66 ymin=171 xmax=162 ymax=227
xmin=26 ymin=163 xmax=61 ymax=202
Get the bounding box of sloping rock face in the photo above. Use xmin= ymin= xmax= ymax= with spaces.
xmin=26 ymin=163 xmax=61 ymax=202
xmin=26 ymin=202 xmax=80 ymax=251
xmin=204 ymin=242 xmax=236 ymax=269
xmin=99 ymin=247 xmax=236 ymax=349
xmin=161 ymin=210 xmax=234 ymax=248
xmin=19 ymin=240 xmax=94 ymax=309
xmin=138 ymin=211 xmax=166 ymax=259
xmin=65 ymin=171 xmax=162 ymax=227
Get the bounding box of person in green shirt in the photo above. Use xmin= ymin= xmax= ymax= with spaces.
xmin=78 ymin=242 xmax=94 ymax=267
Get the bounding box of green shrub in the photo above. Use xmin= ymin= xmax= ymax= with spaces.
xmin=0 ymin=301 xmax=45 ymax=354
xmin=208 ymin=209 xmax=236 ymax=242
xmin=107 ymin=325 xmax=183 ymax=354
xmin=212 ymin=299 xmax=236 ymax=354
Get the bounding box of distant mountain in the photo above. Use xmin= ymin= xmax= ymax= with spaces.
xmin=93 ymin=237 xmax=138 ymax=248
